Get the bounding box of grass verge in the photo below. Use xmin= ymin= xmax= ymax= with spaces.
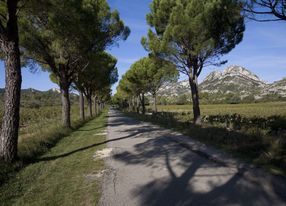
xmin=0 ymin=118 xmax=91 ymax=185
xmin=126 ymin=111 xmax=286 ymax=177
xmin=0 ymin=109 xmax=108 ymax=206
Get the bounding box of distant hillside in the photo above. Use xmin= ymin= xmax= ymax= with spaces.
xmin=0 ymin=88 xmax=78 ymax=108
xmin=262 ymin=78 xmax=286 ymax=98
xmin=158 ymin=66 xmax=286 ymax=104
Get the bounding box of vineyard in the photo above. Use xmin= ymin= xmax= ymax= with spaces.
xmin=0 ymin=104 xmax=94 ymax=184
xmin=150 ymin=101 xmax=286 ymax=117
xmin=137 ymin=102 xmax=286 ymax=174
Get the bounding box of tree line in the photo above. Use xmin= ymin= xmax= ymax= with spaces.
xmin=114 ymin=0 xmax=285 ymax=124
xmin=115 ymin=0 xmax=244 ymax=122
xmin=0 ymin=0 xmax=129 ymax=162
xmin=114 ymin=57 xmax=178 ymax=114
xmin=1 ymin=0 xmax=284 ymax=163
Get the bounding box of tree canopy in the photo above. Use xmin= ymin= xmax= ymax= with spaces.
xmin=73 ymin=52 xmax=118 ymax=117
xmin=142 ymin=0 xmax=245 ymax=124
xmin=19 ymin=0 xmax=129 ymax=127
xmin=116 ymin=57 xmax=178 ymax=113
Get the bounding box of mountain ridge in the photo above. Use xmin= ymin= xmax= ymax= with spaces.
xmin=158 ymin=65 xmax=286 ymax=102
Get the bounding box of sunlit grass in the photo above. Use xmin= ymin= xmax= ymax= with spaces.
xmin=0 ymin=109 xmax=108 ymax=206
xmin=0 ymin=105 xmax=93 ymax=184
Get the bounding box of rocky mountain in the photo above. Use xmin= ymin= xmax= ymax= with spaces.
xmin=200 ymin=66 xmax=266 ymax=95
xmin=158 ymin=79 xmax=190 ymax=97
xmin=158 ymin=65 xmax=286 ymax=103
xmin=262 ymin=78 xmax=286 ymax=98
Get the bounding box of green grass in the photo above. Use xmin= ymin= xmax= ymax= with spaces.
xmin=0 ymin=109 xmax=108 ymax=206
xmin=150 ymin=101 xmax=286 ymax=117
xmin=0 ymin=105 xmax=91 ymax=184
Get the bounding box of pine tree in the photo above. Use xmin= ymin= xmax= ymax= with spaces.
xmin=20 ymin=0 xmax=129 ymax=127
xmin=0 ymin=0 xmax=22 ymax=162
xmin=142 ymin=0 xmax=245 ymax=124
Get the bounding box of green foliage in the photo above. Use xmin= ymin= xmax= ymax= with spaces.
xmin=20 ymin=0 xmax=129 ymax=69
xmin=19 ymin=0 xmax=129 ymax=104
xmin=142 ymin=0 xmax=245 ymax=122
xmin=73 ymin=52 xmax=118 ymax=102
xmin=17 ymin=0 xmax=127 ymax=126
xmin=143 ymin=0 xmax=245 ymax=74
xmin=115 ymin=57 xmax=178 ymax=106
xmin=175 ymin=94 xmax=191 ymax=105
xmin=202 ymin=114 xmax=286 ymax=132
xmin=145 ymin=57 xmax=178 ymax=96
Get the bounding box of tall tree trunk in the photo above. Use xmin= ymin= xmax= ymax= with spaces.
xmin=94 ymin=97 xmax=97 ymax=116
xmin=153 ymin=94 xmax=157 ymax=114
xmin=132 ymin=97 xmax=136 ymax=112
xmin=141 ymin=93 xmax=146 ymax=115
xmin=136 ymin=96 xmax=140 ymax=114
xmin=88 ymin=96 xmax=92 ymax=117
xmin=60 ymin=79 xmax=71 ymax=128
xmin=189 ymin=77 xmax=201 ymax=125
xmin=96 ymin=102 xmax=100 ymax=115
xmin=0 ymin=0 xmax=22 ymax=162
xmin=79 ymin=92 xmax=85 ymax=121
xmin=128 ymin=99 xmax=132 ymax=112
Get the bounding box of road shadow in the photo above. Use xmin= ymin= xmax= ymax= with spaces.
xmin=34 ymin=125 xmax=161 ymax=163
xmin=107 ymin=111 xmax=148 ymax=127
xmin=111 ymin=114 xmax=286 ymax=206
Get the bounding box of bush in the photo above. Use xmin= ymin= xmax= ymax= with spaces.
xmin=202 ymin=114 xmax=286 ymax=132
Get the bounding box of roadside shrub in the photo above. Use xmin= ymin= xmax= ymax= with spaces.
xmin=202 ymin=114 xmax=286 ymax=132
xmin=269 ymin=117 xmax=286 ymax=132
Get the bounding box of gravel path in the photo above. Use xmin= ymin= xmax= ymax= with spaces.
xmin=100 ymin=109 xmax=286 ymax=206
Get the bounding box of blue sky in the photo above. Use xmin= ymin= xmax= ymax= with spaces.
xmin=1 ymin=0 xmax=286 ymax=93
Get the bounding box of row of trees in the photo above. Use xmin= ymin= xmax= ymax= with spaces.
xmin=115 ymin=0 xmax=284 ymax=125
xmin=114 ymin=57 xmax=178 ymax=114
xmin=0 ymin=0 xmax=129 ymax=162
xmin=115 ymin=0 xmax=245 ymax=123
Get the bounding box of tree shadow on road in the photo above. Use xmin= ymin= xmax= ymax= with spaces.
xmin=112 ymin=123 xmax=286 ymax=206
xmin=107 ymin=111 xmax=152 ymax=127
xmin=33 ymin=125 xmax=162 ymax=163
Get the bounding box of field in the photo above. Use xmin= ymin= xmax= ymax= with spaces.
xmin=150 ymin=101 xmax=286 ymax=117
xmin=139 ymin=101 xmax=286 ymax=175
xmin=1 ymin=105 xmax=84 ymax=146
